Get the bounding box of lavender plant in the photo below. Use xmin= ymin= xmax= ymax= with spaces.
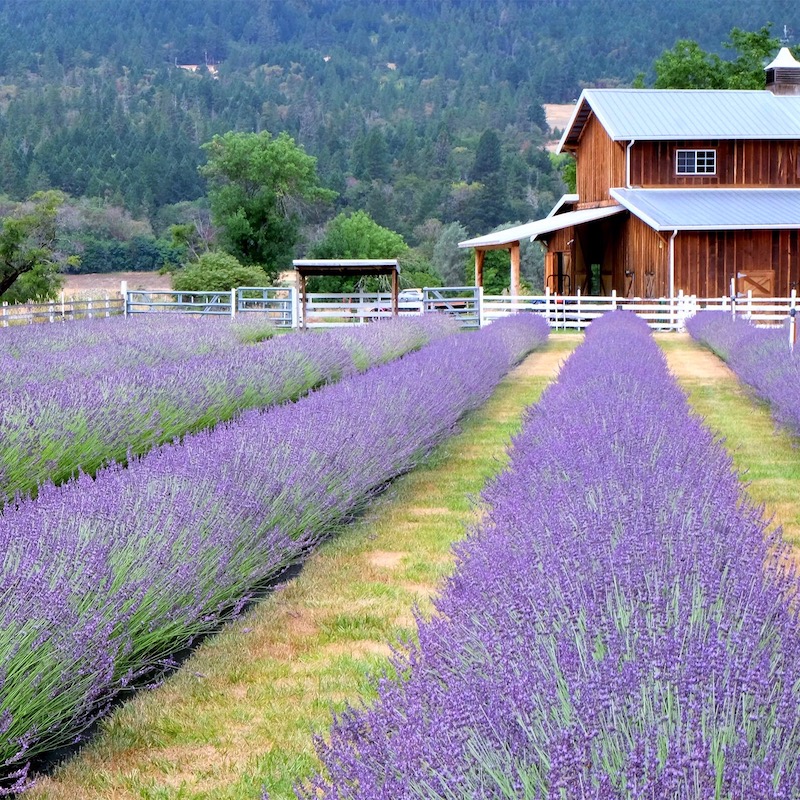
xmin=0 ymin=314 xmax=549 ymax=793
xmin=687 ymin=310 xmax=800 ymax=437
xmin=0 ymin=315 xmax=456 ymax=502
xmin=306 ymin=311 xmax=800 ymax=799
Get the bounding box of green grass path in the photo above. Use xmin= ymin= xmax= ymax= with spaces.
xmin=658 ymin=333 xmax=800 ymax=547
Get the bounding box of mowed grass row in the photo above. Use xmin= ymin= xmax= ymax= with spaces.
xmin=28 ymin=335 xmax=580 ymax=800
xmin=658 ymin=333 xmax=800 ymax=547
xmin=30 ymin=331 xmax=800 ymax=799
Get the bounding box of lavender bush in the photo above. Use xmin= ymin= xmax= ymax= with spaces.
xmin=306 ymin=311 xmax=800 ymax=799
xmin=687 ymin=310 xmax=800 ymax=437
xmin=0 ymin=315 xmax=456 ymax=502
xmin=0 ymin=314 xmax=549 ymax=793
xmin=0 ymin=315 xmax=277 ymax=386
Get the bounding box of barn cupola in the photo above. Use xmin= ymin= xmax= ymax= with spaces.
xmin=765 ymin=47 xmax=800 ymax=95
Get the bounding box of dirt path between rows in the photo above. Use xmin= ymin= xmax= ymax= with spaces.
xmin=657 ymin=333 xmax=800 ymax=549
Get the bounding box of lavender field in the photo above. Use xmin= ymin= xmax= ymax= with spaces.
xmin=307 ymin=312 xmax=800 ymax=798
xmin=0 ymin=314 xmax=456 ymax=503
xmin=0 ymin=314 xmax=549 ymax=794
xmin=687 ymin=311 xmax=800 ymax=437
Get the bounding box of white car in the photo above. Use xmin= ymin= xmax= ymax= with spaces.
xmin=398 ymin=288 xmax=423 ymax=303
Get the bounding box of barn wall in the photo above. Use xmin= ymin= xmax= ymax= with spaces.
xmin=674 ymin=229 xmax=800 ymax=297
xmin=574 ymin=115 xmax=626 ymax=203
xmin=618 ymin=215 xmax=669 ymax=297
xmin=631 ymin=140 xmax=800 ymax=186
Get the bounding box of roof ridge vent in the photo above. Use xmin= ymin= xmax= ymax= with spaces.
xmin=765 ymin=46 xmax=800 ymax=95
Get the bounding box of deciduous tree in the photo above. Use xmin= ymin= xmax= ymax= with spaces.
xmin=200 ymin=131 xmax=335 ymax=281
xmin=0 ymin=190 xmax=64 ymax=301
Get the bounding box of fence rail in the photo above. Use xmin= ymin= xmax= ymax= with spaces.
xmin=6 ymin=284 xmax=798 ymax=331
xmin=482 ymin=288 xmax=798 ymax=330
xmin=1 ymin=294 xmax=123 ymax=326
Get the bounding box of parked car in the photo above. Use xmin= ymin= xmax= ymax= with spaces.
xmin=398 ymin=288 xmax=423 ymax=303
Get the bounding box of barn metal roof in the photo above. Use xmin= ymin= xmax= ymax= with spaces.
xmin=610 ymin=188 xmax=800 ymax=231
xmin=458 ymin=204 xmax=624 ymax=248
xmin=560 ymin=89 xmax=800 ymax=149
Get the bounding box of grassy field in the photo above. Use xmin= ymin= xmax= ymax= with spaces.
xmin=28 ymin=332 xmax=800 ymax=799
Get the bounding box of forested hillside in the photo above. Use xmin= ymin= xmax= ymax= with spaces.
xmin=0 ymin=0 xmax=796 ymax=283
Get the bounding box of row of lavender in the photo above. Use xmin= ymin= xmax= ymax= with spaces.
xmin=307 ymin=312 xmax=800 ymax=799
xmin=687 ymin=311 xmax=800 ymax=437
xmin=0 ymin=315 xmax=277 ymax=383
xmin=0 ymin=315 xmax=457 ymax=503
xmin=0 ymin=314 xmax=549 ymax=793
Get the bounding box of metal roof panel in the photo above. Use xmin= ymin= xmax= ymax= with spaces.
xmin=561 ymin=89 xmax=800 ymax=148
xmin=458 ymin=205 xmax=624 ymax=248
xmin=610 ymin=188 xmax=800 ymax=230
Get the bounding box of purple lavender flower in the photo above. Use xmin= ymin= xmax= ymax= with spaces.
xmin=0 ymin=315 xmax=457 ymax=503
xmin=305 ymin=311 xmax=800 ymax=799
xmin=0 ymin=314 xmax=548 ymax=788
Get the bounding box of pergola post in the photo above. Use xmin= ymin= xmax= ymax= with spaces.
xmin=299 ymin=272 xmax=308 ymax=330
xmin=475 ymin=249 xmax=485 ymax=288
xmin=510 ymin=241 xmax=521 ymax=296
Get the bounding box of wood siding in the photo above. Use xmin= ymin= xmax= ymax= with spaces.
xmin=618 ymin=215 xmax=669 ymax=297
xmin=574 ymin=114 xmax=626 ymax=204
xmin=673 ymin=229 xmax=800 ymax=297
xmin=631 ymin=140 xmax=800 ymax=187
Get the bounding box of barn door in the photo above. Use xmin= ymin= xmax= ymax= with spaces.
xmin=737 ymin=270 xmax=775 ymax=298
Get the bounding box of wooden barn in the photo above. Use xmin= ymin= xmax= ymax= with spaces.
xmin=460 ymin=48 xmax=800 ymax=300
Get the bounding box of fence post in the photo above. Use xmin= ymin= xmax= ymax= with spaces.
xmin=87 ymin=298 xmax=93 ymax=319
xmin=730 ymin=278 xmax=736 ymax=319
xmin=576 ymin=287 xmax=581 ymax=329
xmin=746 ymin=289 xmax=753 ymax=319
xmin=121 ymin=280 xmax=128 ymax=318
xmin=60 ymin=291 xmax=65 ymax=320
xmin=1 ymin=301 xmax=6 ymax=328
xmin=611 ymin=289 xmax=617 ymax=311
xmin=230 ymin=288 xmax=236 ymax=318
xmin=544 ymin=286 xmax=551 ymax=328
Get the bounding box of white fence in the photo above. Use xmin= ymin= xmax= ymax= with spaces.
xmin=6 ymin=284 xmax=798 ymax=331
xmin=0 ymin=293 xmax=123 ymax=326
xmin=482 ymin=288 xmax=798 ymax=330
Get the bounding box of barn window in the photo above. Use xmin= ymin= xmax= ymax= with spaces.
xmin=676 ymin=149 xmax=716 ymax=175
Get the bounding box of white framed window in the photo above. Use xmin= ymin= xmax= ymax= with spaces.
xmin=676 ymin=149 xmax=716 ymax=175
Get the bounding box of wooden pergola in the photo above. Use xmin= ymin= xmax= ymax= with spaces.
xmin=292 ymin=258 xmax=400 ymax=329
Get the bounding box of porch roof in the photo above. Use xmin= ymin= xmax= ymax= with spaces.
xmin=610 ymin=188 xmax=800 ymax=231
xmin=458 ymin=204 xmax=625 ymax=249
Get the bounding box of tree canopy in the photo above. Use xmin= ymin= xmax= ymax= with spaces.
xmin=0 ymin=190 xmax=65 ymax=302
xmin=651 ymin=25 xmax=785 ymax=89
xmin=171 ymin=250 xmax=269 ymax=291
xmin=310 ymin=211 xmax=408 ymax=260
xmin=200 ymin=131 xmax=335 ymax=280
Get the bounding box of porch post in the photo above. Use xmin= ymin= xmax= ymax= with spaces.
xmin=299 ymin=272 xmax=308 ymax=330
xmin=510 ymin=241 xmax=521 ymax=297
xmin=475 ymin=249 xmax=485 ymax=288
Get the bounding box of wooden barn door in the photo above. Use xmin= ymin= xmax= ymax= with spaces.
xmin=737 ymin=270 xmax=775 ymax=297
